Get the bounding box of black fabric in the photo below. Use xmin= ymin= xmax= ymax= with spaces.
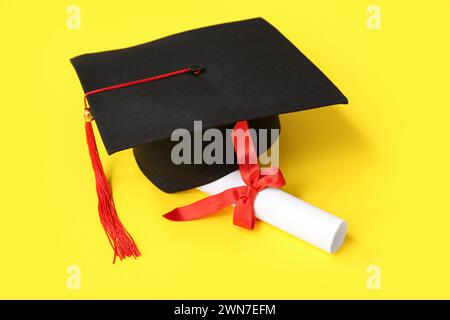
xmin=71 ymin=17 xmax=347 ymax=155
xmin=133 ymin=115 xmax=280 ymax=193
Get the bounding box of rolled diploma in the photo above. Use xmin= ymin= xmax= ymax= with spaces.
xmin=197 ymin=170 xmax=347 ymax=253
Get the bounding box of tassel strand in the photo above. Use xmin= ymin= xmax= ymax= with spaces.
xmin=85 ymin=116 xmax=140 ymax=263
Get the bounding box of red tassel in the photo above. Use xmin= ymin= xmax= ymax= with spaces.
xmin=84 ymin=110 xmax=140 ymax=263
xmin=80 ymin=67 xmax=204 ymax=262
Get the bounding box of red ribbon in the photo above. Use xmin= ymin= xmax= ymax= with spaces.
xmin=164 ymin=120 xmax=286 ymax=229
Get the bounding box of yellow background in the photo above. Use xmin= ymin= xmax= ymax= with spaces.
xmin=1 ymin=0 xmax=449 ymax=299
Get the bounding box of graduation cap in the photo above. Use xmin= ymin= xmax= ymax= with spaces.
xmin=71 ymin=17 xmax=347 ymax=262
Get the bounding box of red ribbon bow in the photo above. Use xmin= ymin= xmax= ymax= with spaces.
xmin=164 ymin=120 xmax=286 ymax=229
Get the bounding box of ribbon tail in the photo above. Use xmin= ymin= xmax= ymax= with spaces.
xmin=163 ymin=187 xmax=246 ymax=221
xmin=233 ymin=199 xmax=255 ymax=230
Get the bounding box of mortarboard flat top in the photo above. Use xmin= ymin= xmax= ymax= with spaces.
xmin=71 ymin=17 xmax=347 ymax=155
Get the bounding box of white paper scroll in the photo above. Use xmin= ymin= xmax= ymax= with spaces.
xmin=197 ymin=170 xmax=347 ymax=253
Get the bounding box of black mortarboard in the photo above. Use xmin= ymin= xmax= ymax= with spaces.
xmin=71 ymin=17 xmax=347 ymax=262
